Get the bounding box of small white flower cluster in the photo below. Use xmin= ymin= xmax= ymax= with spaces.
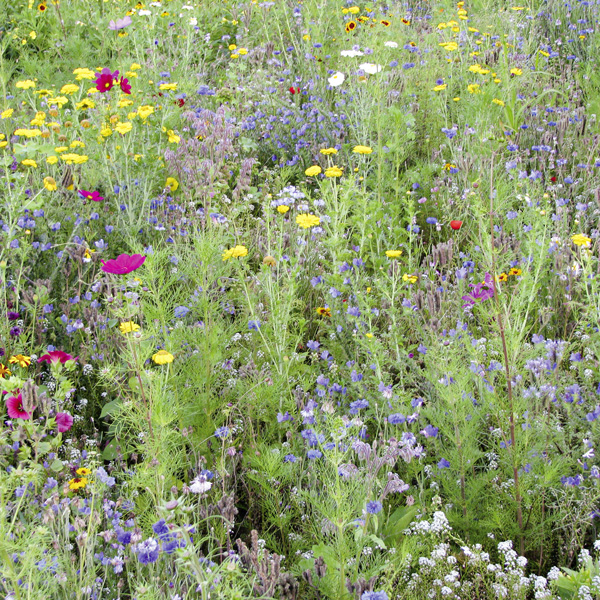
xmin=406 ymin=511 xmax=452 ymax=536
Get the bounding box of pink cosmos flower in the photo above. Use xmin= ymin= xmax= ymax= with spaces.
xmin=79 ymin=190 xmax=104 ymax=202
xmin=119 ymin=77 xmax=132 ymax=95
xmin=108 ymin=16 xmax=132 ymax=30
xmin=95 ymin=68 xmax=119 ymax=93
xmin=56 ymin=412 xmax=74 ymax=433
xmin=100 ymin=253 xmax=146 ymax=275
xmin=39 ymin=350 xmax=77 ymax=365
xmin=6 ymin=393 xmax=33 ymax=420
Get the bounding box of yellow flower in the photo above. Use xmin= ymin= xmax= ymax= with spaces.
xmin=319 ymin=148 xmax=338 ymax=155
xmin=14 ymin=128 xmax=41 ymax=138
xmin=324 ymin=166 xmax=343 ymax=178
xmin=44 ymin=177 xmax=57 ymax=191
xmin=385 ymin=250 xmax=402 ymax=258
xmin=16 ymin=80 xmax=36 ymax=90
xmin=137 ymin=105 xmax=154 ymax=120
xmin=159 ymin=83 xmax=178 ymax=91
xmin=277 ymin=205 xmax=290 ymax=214
xmin=55 ymin=146 xmax=68 ymax=153
xmin=0 ymin=364 xmax=12 ymax=378
xmin=60 ymin=84 xmax=79 ymax=95
xmin=510 ymin=68 xmax=522 ymax=76
xmin=403 ymin=273 xmax=418 ymax=284
xmin=130 ymin=63 xmax=142 ymax=70
xmin=76 ymin=98 xmax=95 ymax=110
xmin=76 ymin=468 xmax=92 ymax=476
xmin=348 ymin=6 xmax=360 ymax=13
xmin=228 ymin=44 xmax=237 ymax=51
xmin=70 ymin=140 xmax=85 ymax=148
xmin=68 ymin=477 xmax=89 ymax=491
xmin=433 ymin=84 xmax=447 ymax=91
xmin=152 ymin=350 xmax=174 ymax=365
xmin=61 ymin=153 xmax=88 ymax=164
xmin=316 ymin=306 xmax=332 ymax=317
xmin=509 ymin=268 xmax=522 ymax=276
xmin=296 ymin=214 xmax=320 ymax=229
xmin=222 ymin=245 xmax=249 ymax=260
xmin=46 ymin=96 xmax=68 ymax=107
xmin=498 ymin=272 xmax=508 ymax=282
xmin=353 ymin=145 xmax=373 ymax=154
xmin=73 ymin=68 xmax=95 ymax=80
xmin=100 ymin=127 xmax=112 ymax=137
xmin=115 ymin=121 xmax=133 ymax=135
xmin=238 ymin=48 xmax=248 ymax=55
xmin=119 ymin=321 xmax=140 ymax=334
xmin=305 ymin=165 xmax=322 ymax=176
xmin=165 ymin=177 xmax=179 ymax=191
xmin=1 ymin=109 xmax=14 ymax=119
xmin=117 ymin=98 xmax=134 ymax=108
xmin=47 ymin=156 xmax=58 ymax=165
xmin=572 ymin=233 xmax=592 ymax=247
xmin=167 ymin=130 xmax=180 ymax=144
xmin=467 ymin=84 xmax=481 ymax=94
xmin=492 ymin=98 xmax=505 ymax=106
xmin=22 ymin=159 xmax=37 ymax=167
xmin=9 ymin=354 xmax=31 ymax=368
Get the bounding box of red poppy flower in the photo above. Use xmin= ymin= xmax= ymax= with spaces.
xmin=79 ymin=190 xmax=104 ymax=202
xmin=94 ymin=68 xmax=119 ymax=93
xmin=39 ymin=350 xmax=77 ymax=365
xmin=175 ymin=98 xmax=185 ymax=107
xmin=450 ymin=220 xmax=463 ymax=230
xmin=100 ymin=253 xmax=146 ymax=275
xmin=551 ymin=176 xmax=557 ymax=183
xmin=6 ymin=393 xmax=33 ymax=420
xmin=119 ymin=76 xmax=132 ymax=95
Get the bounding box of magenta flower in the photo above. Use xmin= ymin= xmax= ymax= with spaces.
xmin=119 ymin=77 xmax=132 ymax=95
xmin=56 ymin=412 xmax=74 ymax=433
xmin=79 ymin=190 xmax=104 ymax=202
xmin=462 ymin=272 xmax=495 ymax=308
xmin=95 ymin=68 xmax=119 ymax=93
xmin=6 ymin=393 xmax=33 ymax=420
xmin=39 ymin=350 xmax=77 ymax=365
xmin=101 ymin=253 xmax=146 ymax=275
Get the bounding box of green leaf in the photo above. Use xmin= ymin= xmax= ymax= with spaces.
xmin=37 ymin=442 xmax=51 ymax=455
xmin=100 ymin=399 xmax=121 ymax=418
xmin=102 ymin=438 xmax=118 ymax=460
xmin=128 ymin=376 xmax=140 ymax=392
xmin=50 ymin=459 xmax=63 ymax=472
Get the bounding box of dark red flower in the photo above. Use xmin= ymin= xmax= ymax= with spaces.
xmin=79 ymin=190 xmax=104 ymax=202
xmin=6 ymin=393 xmax=33 ymax=420
xmin=175 ymin=98 xmax=185 ymax=107
xmin=39 ymin=350 xmax=77 ymax=365
xmin=551 ymin=176 xmax=557 ymax=183
xmin=119 ymin=76 xmax=132 ymax=95
xmin=101 ymin=253 xmax=146 ymax=275
xmin=450 ymin=220 xmax=463 ymax=230
xmin=289 ymin=87 xmax=296 ymax=94
xmin=95 ymin=68 xmax=119 ymax=93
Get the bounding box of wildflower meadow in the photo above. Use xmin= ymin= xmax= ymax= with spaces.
xmin=3 ymin=0 xmax=600 ymax=598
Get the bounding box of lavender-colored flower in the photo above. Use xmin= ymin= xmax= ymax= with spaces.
xmin=362 ymin=592 xmax=389 ymax=600
xmin=461 ymin=272 xmax=495 ymax=308
xmin=388 ymin=413 xmax=405 ymax=425
xmin=307 ymin=449 xmax=322 ymax=459
xmin=96 ymin=467 xmax=115 ymax=487
xmin=438 ymin=458 xmax=450 ymax=469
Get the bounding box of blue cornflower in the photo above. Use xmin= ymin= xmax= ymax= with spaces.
xmin=174 ymin=306 xmax=190 ymax=319
xmin=214 ymin=426 xmax=231 ymax=439
xmin=438 ymin=458 xmax=450 ymax=469
xmin=248 ymin=320 xmax=261 ymax=331
xmin=307 ymin=450 xmax=322 ymax=460
xmin=366 ymin=500 xmax=382 ymax=514
xmin=137 ymin=538 xmax=159 ymax=564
